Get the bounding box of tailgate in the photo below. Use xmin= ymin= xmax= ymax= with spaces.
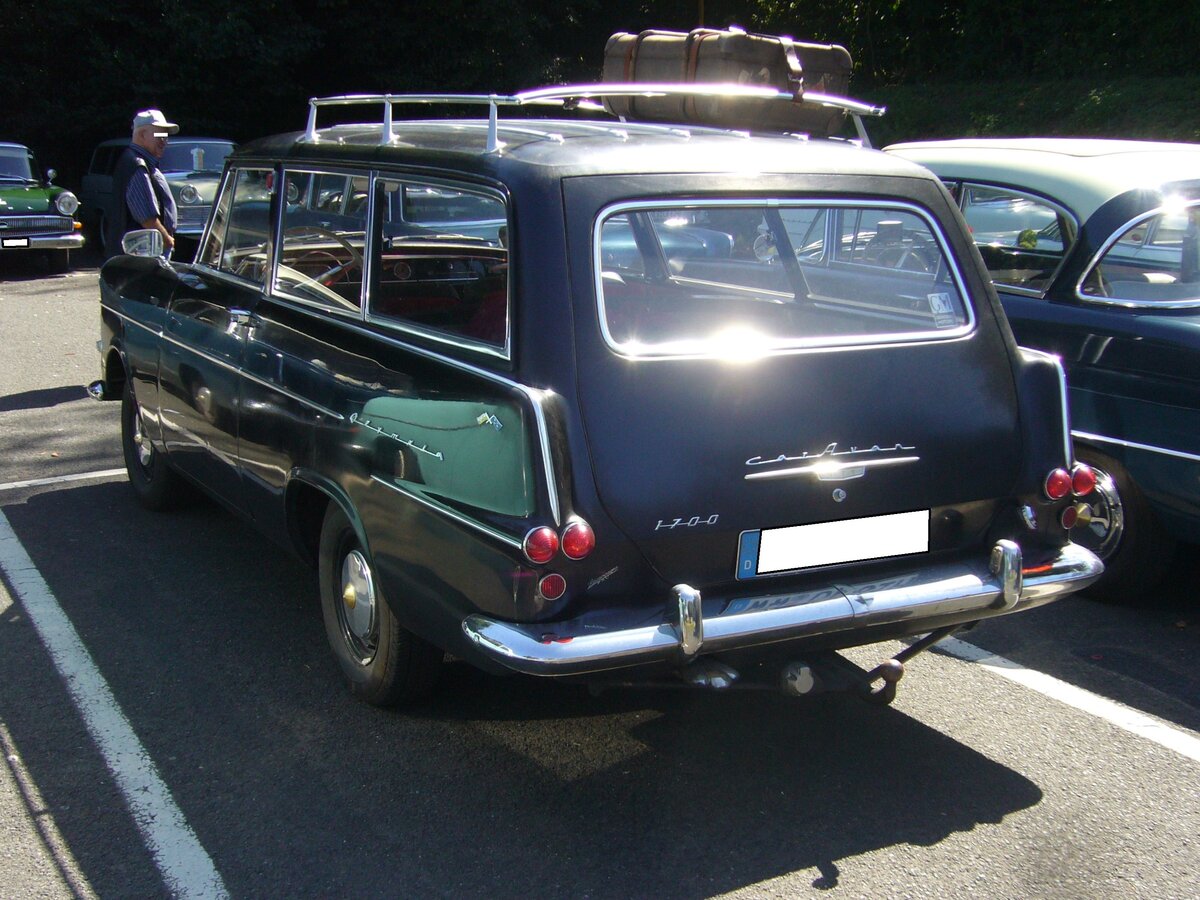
xmin=569 ymin=193 xmax=1022 ymax=588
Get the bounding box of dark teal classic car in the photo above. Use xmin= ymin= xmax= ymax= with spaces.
xmin=90 ymin=87 xmax=1103 ymax=708
xmin=887 ymin=139 xmax=1200 ymax=599
xmin=0 ymin=141 xmax=84 ymax=272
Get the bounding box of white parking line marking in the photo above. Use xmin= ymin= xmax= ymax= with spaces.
xmin=0 ymin=511 xmax=229 ymax=899
xmin=0 ymin=469 xmax=126 ymax=494
xmin=940 ymin=636 xmax=1200 ymax=764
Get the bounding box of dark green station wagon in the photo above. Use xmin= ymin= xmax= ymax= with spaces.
xmin=90 ymin=85 xmax=1103 ymax=707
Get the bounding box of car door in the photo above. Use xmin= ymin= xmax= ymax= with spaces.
xmin=158 ymin=166 xmax=274 ymax=512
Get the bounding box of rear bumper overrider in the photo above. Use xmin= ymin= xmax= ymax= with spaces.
xmin=463 ymin=540 xmax=1102 ymax=676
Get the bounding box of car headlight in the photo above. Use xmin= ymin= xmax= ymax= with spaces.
xmin=55 ymin=191 xmax=80 ymax=216
xmin=179 ymin=184 xmax=200 ymax=204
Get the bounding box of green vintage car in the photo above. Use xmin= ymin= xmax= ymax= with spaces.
xmin=0 ymin=142 xmax=84 ymax=272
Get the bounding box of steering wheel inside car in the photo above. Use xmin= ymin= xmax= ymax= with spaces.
xmin=283 ymin=226 xmax=364 ymax=284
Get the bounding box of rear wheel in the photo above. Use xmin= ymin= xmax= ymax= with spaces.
xmin=318 ymin=505 xmax=443 ymax=706
xmin=121 ymin=380 xmax=186 ymax=510
xmin=1073 ymin=446 xmax=1174 ymax=600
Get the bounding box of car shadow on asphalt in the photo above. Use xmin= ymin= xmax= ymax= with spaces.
xmin=0 ymin=482 xmax=1046 ymax=898
xmin=0 ymin=385 xmax=90 ymax=413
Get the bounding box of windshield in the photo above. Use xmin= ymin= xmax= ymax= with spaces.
xmin=159 ymin=140 xmax=234 ymax=173
xmin=595 ymin=200 xmax=972 ymax=357
xmin=0 ymin=145 xmax=35 ymax=182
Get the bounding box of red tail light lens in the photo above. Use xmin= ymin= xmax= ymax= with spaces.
xmin=523 ymin=526 xmax=559 ymax=564
xmin=1071 ymin=464 xmax=1096 ymax=497
xmin=1060 ymin=505 xmax=1080 ymax=529
xmin=538 ymin=573 xmax=567 ymax=600
xmin=1044 ymin=468 xmax=1072 ymax=500
xmin=561 ymin=521 xmax=595 ymax=560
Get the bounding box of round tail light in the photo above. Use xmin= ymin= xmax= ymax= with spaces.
xmin=1060 ymin=505 xmax=1080 ymax=529
xmin=523 ymin=526 xmax=559 ymax=565
xmin=538 ymin=573 xmax=567 ymax=601
xmin=561 ymin=520 xmax=595 ymax=560
xmin=1071 ymin=464 xmax=1096 ymax=497
xmin=1044 ymin=468 xmax=1072 ymax=501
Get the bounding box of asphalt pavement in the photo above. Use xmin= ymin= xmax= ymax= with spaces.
xmin=0 ymin=248 xmax=1196 ymax=899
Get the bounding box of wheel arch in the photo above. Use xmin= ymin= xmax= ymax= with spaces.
xmin=284 ymin=470 xmax=368 ymax=568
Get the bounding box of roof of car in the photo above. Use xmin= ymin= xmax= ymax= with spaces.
xmin=0 ymin=142 xmax=30 ymax=150
xmin=884 ymin=138 xmax=1200 ymax=221
xmin=237 ymin=118 xmax=930 ymax=183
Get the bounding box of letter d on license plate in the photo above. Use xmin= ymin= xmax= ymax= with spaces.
xmin=736 ymin=510 xmax=929 ymax=579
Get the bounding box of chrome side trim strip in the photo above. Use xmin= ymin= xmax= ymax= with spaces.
xmin=463 ymin=542 xmax=1102 ymax=675
xmin=1073 ymin=430 xmax=1200 ymax=465
xmin=101 ymin=304 xmax=163 ymax=339
xmin=157 ymin=330 xmax=345 ymax=421
xmin=369 ymin=474 xmax=522 ymax=550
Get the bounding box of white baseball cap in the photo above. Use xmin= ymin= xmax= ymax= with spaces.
xmin=132 ymin=108 xmax=180 ymax=136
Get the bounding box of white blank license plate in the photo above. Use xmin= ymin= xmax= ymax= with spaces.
xmin=737 ymin=510 xmax=929 ymax=579
xmin=2 ymin=237 xmax=30 ymax=248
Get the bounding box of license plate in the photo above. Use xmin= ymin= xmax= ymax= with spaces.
xmin=2 ymin=237 xmax=30 ymax=248
xmin=736 ymin=510 xmax=929 ymax=579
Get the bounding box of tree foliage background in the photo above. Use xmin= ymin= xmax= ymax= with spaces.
xmin=4 ymin=0 xmax=1198 ymax=184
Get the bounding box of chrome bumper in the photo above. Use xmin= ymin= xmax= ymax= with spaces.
xmin=0 ymin=232 xmax=85 ymax=251
xmin=462 ymin=541 xmax=1102 ymax=676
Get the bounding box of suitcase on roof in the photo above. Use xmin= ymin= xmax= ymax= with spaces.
xmin=601 ymin=27 xmax=853 ymax=137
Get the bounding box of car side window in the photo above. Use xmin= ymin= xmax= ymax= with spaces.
xmin=274 ymin=169 xmax=368 ymax=314
xmin=1082 ymin=203 xmax=1200 ymax=304
xmin=196 ymin=168 xmax=273 ymax=284
xmin=959 ymin=184 xmax=1076 ymax=293
xmin=368 ymin=177 xmax=509 ymax=351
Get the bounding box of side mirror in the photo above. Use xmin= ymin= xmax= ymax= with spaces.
xmin=46 ymin=168 xmax=57 ymax=184
xmin=122 ymin=228 xmax=165 ymax=258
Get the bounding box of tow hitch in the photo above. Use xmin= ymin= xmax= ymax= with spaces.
xmin=780 ymin=626 xmax=963 ymax=706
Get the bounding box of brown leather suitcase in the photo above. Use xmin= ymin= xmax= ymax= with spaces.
xmin=601 ymin=27 xmax=853 ymax=136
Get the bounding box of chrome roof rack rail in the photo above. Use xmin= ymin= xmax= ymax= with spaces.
xmin=303 ymin=84 xmax=887 ymax=151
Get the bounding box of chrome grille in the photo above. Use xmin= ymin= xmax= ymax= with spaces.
xmin=178 ymin=205 xmax=211 ymax=227
xmin=0 ymin=215 xmax=74 ymax=236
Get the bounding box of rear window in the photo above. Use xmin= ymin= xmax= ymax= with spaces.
xmin=1080 ymin=201 xmax=1200 ymax=306
xmin=595 ymin=200 xmax=972 ymax=357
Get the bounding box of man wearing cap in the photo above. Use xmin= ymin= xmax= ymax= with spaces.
xmin=104 ymin=108 xmax=180 ymax=258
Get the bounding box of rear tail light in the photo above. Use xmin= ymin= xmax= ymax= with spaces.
xmin=1044 ymin=468 xmax=1072 ymax=501
xmin=561 ymin=520 xmax=595 ymax=560
xmin=538 ymin=573 xmax=567 ymax=600
xmin=523 ymin=526 xmax=559 ymax=565
xmin=1071 ymin=464 xmax=1096 ymax=497
xmin=1060 ymin=505 xmax=1080 ymax=529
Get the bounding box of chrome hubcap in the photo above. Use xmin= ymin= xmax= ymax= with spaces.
xmin=132 ymin=409 xmax=154 ymax=468
xmin=339 ymin=550 xmax=377 ymax=662
xmin=1075 ymin=468 xmax=1125 ymax=560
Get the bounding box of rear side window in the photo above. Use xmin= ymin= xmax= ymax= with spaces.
xmin=368 ymin=177 xmax=509 ymax=351
xmin=596 ymin=200 xmax=971 ymax=357
xmin=958 ymin=184 xmax=1076 ymax=293
xmin=196 ymin=168 xmax=273 ymax=284
xmin=1081 ymin=202 xmax=1200 ymax=305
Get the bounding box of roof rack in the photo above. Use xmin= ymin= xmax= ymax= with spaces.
xmin=302 ymin=83 xmax=887 ymax=151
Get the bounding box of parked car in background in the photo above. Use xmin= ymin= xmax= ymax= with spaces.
xmin=80 ymin=136 xmax=234 ymax=259
xmin=89 ymin=87 xmax=1102 ymax=709
xmin=886 ymin=138 xmax=1200 ymax=597
xmin=0 ymin=141 xmax=83 ymax=272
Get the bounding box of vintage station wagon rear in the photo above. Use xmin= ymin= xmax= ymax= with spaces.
xmin=91 ymin=87 xmax=1102 ymax=706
